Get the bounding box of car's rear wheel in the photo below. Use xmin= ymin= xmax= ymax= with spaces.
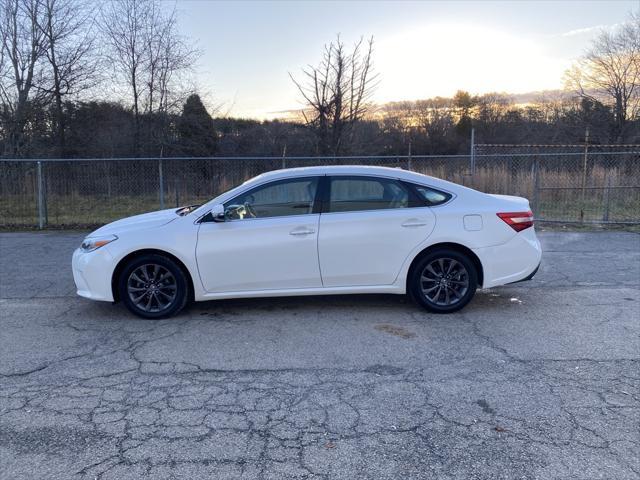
xmin=118 ymin=254 xmax=189 ymax=319
xmin=410 ymin=249 xmax=478 ymax=313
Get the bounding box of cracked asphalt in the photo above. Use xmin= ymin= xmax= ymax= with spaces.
xmin=0 ymin=230 xmax=639 ymax=480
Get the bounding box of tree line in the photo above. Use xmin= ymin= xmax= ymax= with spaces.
xmin=1 ymin=0 xmax=197 ymax=158
xmin=0 ymin=1 xmax=638 ymax=160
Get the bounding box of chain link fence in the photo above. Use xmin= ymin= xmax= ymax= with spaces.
xmin=1 ymin=149 xmax=639 ymax=228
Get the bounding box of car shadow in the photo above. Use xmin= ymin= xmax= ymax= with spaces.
xmin=191 ymin=293 xmax=413 ymax=315
xmin=187 ymin=288 xmax=526 ymax=318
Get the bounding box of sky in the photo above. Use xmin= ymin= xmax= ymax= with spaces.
xmin=174 ymin=0 xmax=638 ymax=119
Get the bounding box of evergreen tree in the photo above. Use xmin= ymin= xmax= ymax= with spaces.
xmin=178 ymin=95 xmax=216 ymax=156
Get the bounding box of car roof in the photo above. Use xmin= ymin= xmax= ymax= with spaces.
xmin=254 ymin=165 xmax=413 ymax=179
xmin=246 ymin=165 xmax=467 ymax=192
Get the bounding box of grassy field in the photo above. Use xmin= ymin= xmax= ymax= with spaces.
xmin=1 ymin=160 xmax=638 ymax=228
xmin=0 ymin=194 xmax=204 ymax=228
xmin=1 ymin=190 xmax=638 ymax=228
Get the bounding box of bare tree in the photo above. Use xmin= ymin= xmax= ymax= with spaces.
xmin=290 ymin=35 xmax=378 ymax=155
xmin=414 ymin=98 xmax=455 ymax=154
xmin=100 ymin=0 xmax=199 ymax=154
xmin=565 ymin=12 xmax=640 ymax=142
xmin=37 ymin=0 xmax=98 ymax=156
xmin=144 ymin=2 xmax=197 ymax=114
xmin=100 ymin=0 xmax=146 ymax=153
xmin=0 ymin=0 xmax=49 ymax=156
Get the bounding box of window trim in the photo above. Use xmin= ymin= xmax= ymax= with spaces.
xmin=322 ymin=175 xmax=420 ymax=215
xmin=196 ymin=173 xmax=456 ymax=223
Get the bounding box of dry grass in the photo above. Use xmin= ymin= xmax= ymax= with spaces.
xmin=1 ymin=163 xmax=638 ymax=227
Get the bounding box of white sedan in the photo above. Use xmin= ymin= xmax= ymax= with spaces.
xmin=72 ymin=166 xmax=542 ymax=318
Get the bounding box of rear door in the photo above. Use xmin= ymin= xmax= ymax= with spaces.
xmin=318 ymin=175 xmax=435 ymax=287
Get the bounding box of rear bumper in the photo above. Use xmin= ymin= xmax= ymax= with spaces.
xmin=72 ymin=248 xmax=115 ymax=302
xmin=507 ymin=262 xmax=540 ymax=284
xmin=473 ymin=228 xmax=542 ymax=288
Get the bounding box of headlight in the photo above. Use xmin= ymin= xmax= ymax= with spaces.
xmin=80 ymin=234 xmax=118 ymax=252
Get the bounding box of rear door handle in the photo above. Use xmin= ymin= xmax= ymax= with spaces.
xmin=401 ymin=220 xmax=427 ymax=228
xmin=289 ymin=228 xmax=315 ymax=236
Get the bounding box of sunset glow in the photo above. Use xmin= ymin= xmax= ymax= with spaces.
xmin=177 ymin=0 xmax=635 ymax=119
xmin=375 ymin=23 xmax=569 ymax=102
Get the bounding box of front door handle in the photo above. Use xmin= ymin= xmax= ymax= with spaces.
xmin=289 ymin=228 xmax=315 ymax=236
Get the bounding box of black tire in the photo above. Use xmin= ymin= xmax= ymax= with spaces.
xmin=118 ymin=253 xmax=189 ymax=319
xmin=409 ymin=249 xmax=478 ymax=313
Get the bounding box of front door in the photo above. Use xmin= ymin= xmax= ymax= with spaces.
xmin=196 ymin=176 xmax=323 ymax=292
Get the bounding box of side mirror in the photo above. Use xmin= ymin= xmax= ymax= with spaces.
xmin=211 ymin=204 xmax=225 ymax=222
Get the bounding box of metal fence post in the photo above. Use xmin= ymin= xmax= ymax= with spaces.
xmin=281 ymin=145 xmax=287 ymax=169
xmin=158 ymin=158 xmax=165 ymax=209
xmin=407 ymin=140 xmax=412 ymax=171
xmin=469 ymin=128 xmax=475 ymax=185
xmin=105 ymin=160 xmax=112 ymax=198
xmin=580 ymin=127 xmax=589 ymax=222
xmin=36 ymin=161 xmax=45 ymax=229
xmin=603 ymin=174 xmax=612 ymax=222
xmin=532 ymin=156 xmax=540 ymax=217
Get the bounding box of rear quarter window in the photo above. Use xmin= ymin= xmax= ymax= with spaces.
xmin=412 ymin=185 xmax=453 ymax=206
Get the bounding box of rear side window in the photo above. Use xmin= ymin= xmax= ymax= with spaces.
xmin=328 ymin=177 xmax=410 ymax=213
xmin=412 ymin=185 xmax=452 ymax=206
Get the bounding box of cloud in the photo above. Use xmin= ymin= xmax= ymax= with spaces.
xmin=560 ymin=24 xmax=614 ymax=37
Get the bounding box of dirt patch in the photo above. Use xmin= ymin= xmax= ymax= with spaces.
xmin=374 ymin=323 xmax=416 ymax=339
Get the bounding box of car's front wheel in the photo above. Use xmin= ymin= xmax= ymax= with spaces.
xmin=118 ymin=254 xmax=189 ymax=319
xmin=410 ymin=249 xmax=478 ymax=313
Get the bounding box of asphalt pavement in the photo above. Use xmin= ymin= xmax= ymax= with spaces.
xmin=0 ymin=230 xmax=639 ymax=479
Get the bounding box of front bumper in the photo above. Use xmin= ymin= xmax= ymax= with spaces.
xmin=72 ymin=247 xmax=115 ymax=302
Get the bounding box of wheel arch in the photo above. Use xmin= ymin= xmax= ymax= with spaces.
xmin=405 ymin=242 xmax=484 ymax=290
xmin=111 ymin=249 xmax=196 ymax=303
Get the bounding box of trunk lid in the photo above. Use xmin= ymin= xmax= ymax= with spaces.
xmin=488 ymin=194 xmax=531 ymax=211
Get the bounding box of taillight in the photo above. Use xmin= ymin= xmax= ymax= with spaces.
xmin=497 ymin=211 xmax=534 ymax=232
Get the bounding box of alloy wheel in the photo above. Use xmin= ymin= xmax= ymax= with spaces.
xmin=127 ymin=264 xmax=177 ymax=313
xmin=420 ymin=257 xmax=470 ymax=306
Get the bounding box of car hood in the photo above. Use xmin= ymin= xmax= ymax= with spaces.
xmin=89 ymin=208 xmax=178 ymax=237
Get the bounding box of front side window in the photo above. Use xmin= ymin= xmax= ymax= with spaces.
xmin=224 ymin=177 xmax=319 ymax=220
xmin=328 ymin=176 xmax=410 ymax=213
